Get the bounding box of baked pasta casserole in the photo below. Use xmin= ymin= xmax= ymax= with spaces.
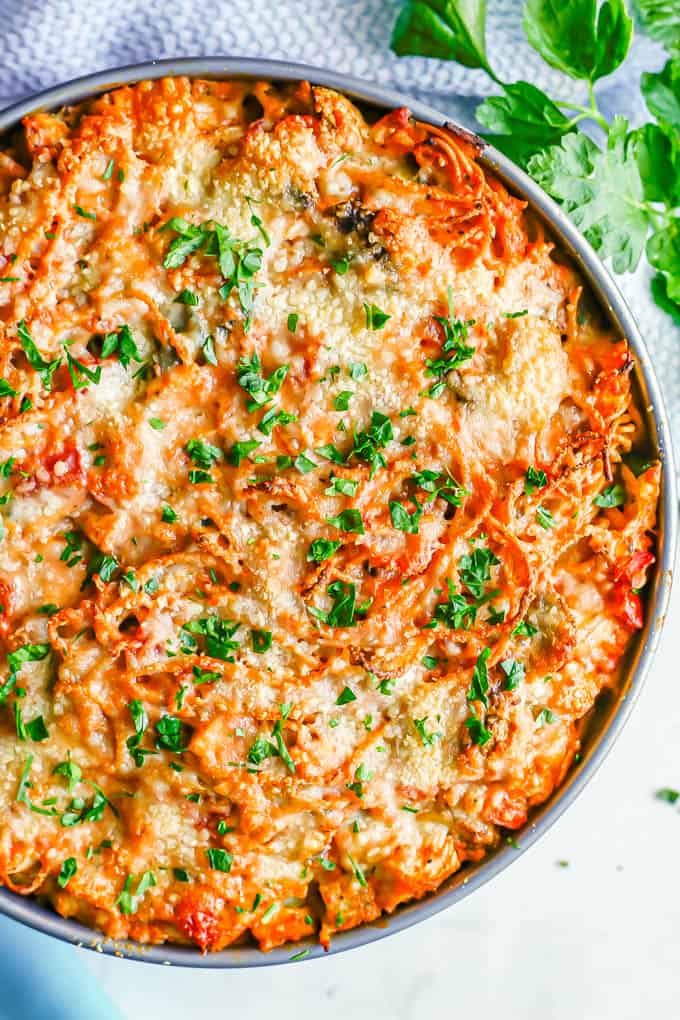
xmin=0 ymin=77 xmax=659 ymax=953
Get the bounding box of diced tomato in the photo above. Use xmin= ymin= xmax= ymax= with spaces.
xmin=175 ymin=891 xmax=221 ymax=951
xmin=17 ymin=443 xmax=83 ymax=490
xmin=0 ymin=579 xmax=13 ymax=639
xmin=616 ymin=550 xmax=655 ymax=588
xmin=611 ymin=582 xmax=644 ymax=631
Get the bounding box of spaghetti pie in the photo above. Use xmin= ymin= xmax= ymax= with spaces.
xmin=0 ymin=78 xmax=659 ymax=952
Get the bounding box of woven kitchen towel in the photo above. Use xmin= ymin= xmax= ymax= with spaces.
xmin=0 ymin=0 xmax=677 ymax=448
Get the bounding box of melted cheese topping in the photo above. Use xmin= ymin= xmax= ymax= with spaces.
xmin=0 ymin=78 xmax=659 ymax=953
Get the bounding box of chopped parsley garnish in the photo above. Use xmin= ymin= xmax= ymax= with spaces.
xmin=53 ymin=756 xmax=82 ymax=791
xmin=188 ymin=469 xmax=214 ymax=484
xmin=412 ymin=469 xmax=467 ymax=506
xmin=512 ymin=618 xmax=538 ymax=638
xmin=333 ymin=390 xmax=353 ymax=411
xmin=17 ymin=320 xmax=61 ymax=390
xmin=73 ymin=204 xmax=96 ymax=220
xmin=465 ymin=648 xmax=492 ymax=746
xmin=294 ymin=452 xmax=317 ymax=474
xmin=525 ymin=466 xmax=548 ymax=495
xmin=251 ymin=629 xmax=272 ymax=653
xmin=228 ymin=439 xmax=261 ymax=465
xmin=346 ymin=763 xmax=373 ymax=799
xmin=185 ymin=438 xmax=222 ymax=470
xmin=424 ymin=289 xmax=476 ymax=397
xmin=413 ymin=716 xmax=442 ymax=748
xmin=535 ymin=708 xmax=557 ymax=727
xmin=500 ymin=658 xmax=525 ymax=690
xmin=102 ymin=159 xmax=115 ymax=181
xmin=206 ymin=848 xmax=233 ymax=872
xmin=174 ymin=868 xmax=190 ymax=882
xmin=116 ymin=871 xmax=156 ymax=915
xmin=348 ymin=362 xmax=367 ymax=381
xmin=149 ymin=417 xmax=166 ymax=430
xmin=182 ymin=616 xmax=240 ymax=661
xmin=246 ymin=708 xmax=296 ymax=773
xmin=349 ymin=411 xmax=393 ymax=478
xmin=57 ymin=857 xmax=77 ymax=888
xmin=64 ymin=347 xmax=101 ymax=390
xmin=593 ymin=483 xmax=626 ymax=508
xmin=237 ymin=353 xmax=289 ymax=410
xmin=192 ymin=666 xmax=221 ymax=685
xmin=336 ymin=686 xmax=357 ymax=706
xmin=258 ymin=407 xmax=297 ymax=436
xmin=325 ymin=508 xmax=364 ymax=534
xmin=307 ymin=538 xmax=342 ymax=562
xmin=316 ymin=443 xmax=345 ymax=464
xmin=459 ymin=544 xmax=500 ymax=599
xmin=363 ymin=302 xmax=391 ymax=330
xmin=161 ymin=218 xmax=263 ymax=327
xmin=347 ymin=853 xmax=367 ymax=888
xmin=325 ymin=475 xmax=358 ymax=497
xmin=389 ymin=498 xmax=422 ymax=534
xmin=202 ymin=335 xmax=218 ymax=366
xmin=99 ymin=324 xmax=143 ymax=368
xmin=126 ymin=699 xmax=157 ymax=767
xmin=287 ymin=312 xmax=298 ymax=333
xmin=175 ymin=288 xmax=199 ymax=306
xmin=309 ymin=580 xmax=371 ymax=628
xmin=536 ymin=505 xmax=556 ymax=529
xmin=0 ymin=380 xmax=17 ymax=398
xmin=331 ymin=256 xmax=350 ymax=274
xmin=656 ymin=788 xmax=680 ymax=804
xmin=60 ymin=530 xmax=84 ymax=568
xmin=155 ymin=715 xmax=192 ymax=753
xmin=161 ymin=504 xmax=178 ymax=523
xmin=1 ymin=642 xmax=52 ymax=707
xmin=430 ymin=541 xmax=500 ymax=633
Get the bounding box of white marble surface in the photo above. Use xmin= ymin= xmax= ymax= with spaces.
xmin=84 ymin=572 xmax=680 ymax=1020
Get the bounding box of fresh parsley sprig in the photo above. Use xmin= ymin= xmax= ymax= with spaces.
xmin=391 ymin=0 xmax=680 ymax=321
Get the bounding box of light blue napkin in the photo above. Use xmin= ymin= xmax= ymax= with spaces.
xmin=0 ymin=916 xmax=122 ymax=1020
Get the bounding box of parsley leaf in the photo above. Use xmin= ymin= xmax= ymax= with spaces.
xmin=389 ymin=498 xmax=422 ymax=534
xmin=363 ymin=302 xmax=391 ymax=330
xmin=523 ymin=0 xmax=632 ymax=82
xmin=350 ymin=411 xmax=393 ymax=478
xmin=477 ymin=81 xmax=574 ymax=168
xmin=17 ymin=321 xmax=61 ymax=390
xmin=100 ymin=324 xmax=143 ymax=368
xmin=185 ymin=438 xmax=222 ymax=470
xmin=206 ymin=848 xmax=233 ymax=872
xmin=528 ymin=117 xmax=649 ymax=273
xmin=309 ymin=580 xmax=371 ymax=628
xmin=593 ymin=483 xmax=626 ymax=508
xmin=237 ymin=354 xmax=289 ymax=410
xmin=413 ymin=716 xmax=442 ymax=748
xmin=307 ymin=538 xmax=342 ymax=562
xmin=326 ymin=508 xmax=365 ymax=534
xmin=391 ymin=0 xmax=495 ymax=77
xmin=637 ymin=0 xmax=680 ymax=46
xmin=58 ymin=857 xmax=77 ymax=888
xmin=524 ymin=466 xmax=548 ymax=495
xmin=425 ymin=288 xmax=475 ymax=396
xmin=500 ymin=658 xmax=525 ymax=691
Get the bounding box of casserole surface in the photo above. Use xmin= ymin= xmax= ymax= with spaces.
xmin=0 ymin=74 xmax=663 ymax=956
